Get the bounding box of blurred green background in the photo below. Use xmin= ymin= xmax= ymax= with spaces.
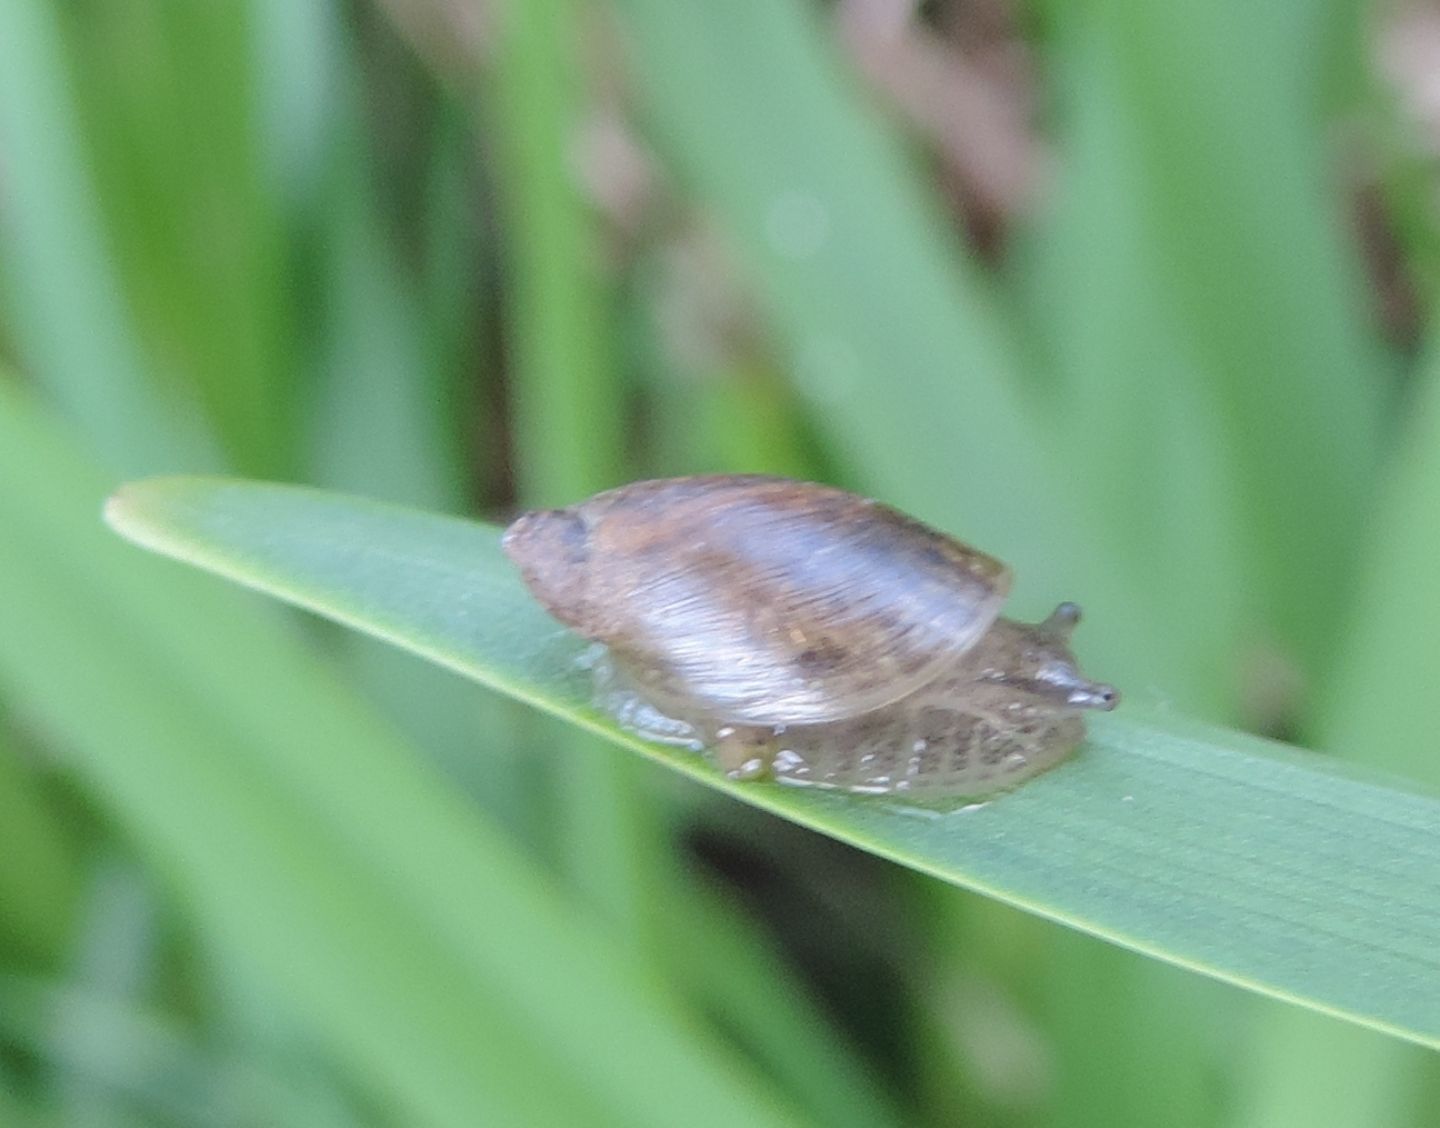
xmin=2 ymin=0 xmax=1439 ymax=1124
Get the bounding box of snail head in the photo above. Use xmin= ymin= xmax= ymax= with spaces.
xmin=986 ymin=603 xmax=1119 ymax=712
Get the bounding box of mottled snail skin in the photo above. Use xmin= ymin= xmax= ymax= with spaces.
xmin=759 ymin=611 xmax=1100 ymax=794
xmin=504 ymin=475 xmax=1118 ymax=796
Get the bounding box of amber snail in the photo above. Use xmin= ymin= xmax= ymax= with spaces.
xmin=504 ymin=475 xmax=1117 ymax=796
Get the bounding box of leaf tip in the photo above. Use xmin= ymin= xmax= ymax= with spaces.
xmin=102 ymin=483 xmax=136 ymax=528
xmin=102 ymin=483 xmax=142 ymax=539
xmin=101 ymin=475 xmax=196 ymax=549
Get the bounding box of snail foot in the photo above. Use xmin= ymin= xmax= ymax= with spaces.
xmin=712 ymin=725 xmax=777 ymax=782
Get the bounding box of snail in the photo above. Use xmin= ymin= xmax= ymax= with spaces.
xmin=503 ymin=475 xmax=1117 ymax=796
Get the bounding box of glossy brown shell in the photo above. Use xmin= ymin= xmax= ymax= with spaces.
xmin=502 ymin=475 xmax=1012 ymax=727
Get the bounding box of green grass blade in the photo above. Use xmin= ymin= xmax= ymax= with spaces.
xmin=605 ymin=0 xmax=1051 ymax=556
xmin=1231 ymin=1007 xmax=1429 ymax=1128
xmin=61 ymin=1 xmax=297 ymax=476
xmin=105 ymin=477 xmax=1440 ymax=1052
xmin=0 ymin=730 xmax=79 ymax=969
xmin=1060 ymin=1 xmax=1387 ymax=670
xmin=52 ymin=861 xmax=160 ymax=1124
xmin=0 ymin=974 xmax=282 ymax=1126
xmin=658 ymin=882 xmax=906 ymax=1128
xmin=0 ymin=0 xmax=217 ymax=477
xmin=491 ymin=0 xmax=623 ymax=507
xmin=1322 ymin=341 xmax=1440 ymax=781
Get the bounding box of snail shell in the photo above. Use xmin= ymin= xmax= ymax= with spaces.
xmin=504 ymin=475 xmax=1117 ymax=796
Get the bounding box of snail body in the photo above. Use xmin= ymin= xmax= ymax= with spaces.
xmin=504 ymin=475 xmax=1117 ymax=796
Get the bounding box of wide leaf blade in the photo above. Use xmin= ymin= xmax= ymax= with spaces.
xmin=106 ymin=478 xmax=1440 ymax=1051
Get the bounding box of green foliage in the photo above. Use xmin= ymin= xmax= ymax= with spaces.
xmin=1 ymin=0 xmax=1438 ymax=1124
xmin=108 ymin=476 xmax=1440 ymax=1052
